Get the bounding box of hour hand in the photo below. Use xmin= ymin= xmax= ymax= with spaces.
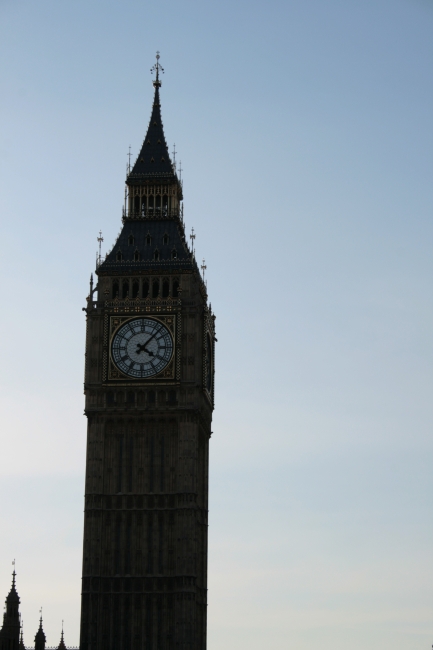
xmin=136 ymin=343 xmax=154 ymax=356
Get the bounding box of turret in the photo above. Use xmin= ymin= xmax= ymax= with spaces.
xmin=0 ymin=570 xmax=21 ymax=650
xmin=34 ymin=616 xmax=46 ymax=650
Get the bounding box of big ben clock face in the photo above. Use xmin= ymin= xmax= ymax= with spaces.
xmin=111 ymin=317 xmax=173 ymax=379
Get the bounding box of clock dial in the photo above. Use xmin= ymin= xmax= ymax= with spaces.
xmin=111 ymin=318 xmax=173 ymax=378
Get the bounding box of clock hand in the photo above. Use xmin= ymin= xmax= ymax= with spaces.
xmin=142 ymin=328 xmax=161 ymax=350
xmin=139 ymin=327 xmax=163 ymax=354
xmin=135 ymin=327 xmax=163 ymax=356
xmin=136 ymin=343 xmax=154 ymax=356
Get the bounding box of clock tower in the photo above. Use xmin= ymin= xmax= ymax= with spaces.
xmin=80 ymin=55 xmax=215 ymax=650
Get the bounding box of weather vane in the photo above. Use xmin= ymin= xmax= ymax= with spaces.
xmin=151 ymin=51 xmax=164 ymax=88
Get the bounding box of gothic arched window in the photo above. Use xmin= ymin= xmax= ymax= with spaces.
xmin=146 ymin=234 xmax=152 ymax=246
xmin=171 ymin=249 xmax=177 ymax=260
xmin=142 ymin=280 xmax=149 ymax=299
xmin=152 ymin=280 xmax=159 ymax=298
xmin=162 ymin=279 xmax=169 ymax=298
xmin=163 ymin=233 xmax=169 ymax=245
xmin=116 ymin=251 xmax=122 ymax=262
xmin=128 ymin=234 xmax=134 ymax=246
xmin=112 ymin=281 xmax=119 ymax=299
xmin=132 ymin=281 xmax=139 ymax=299
xmin=122 ymin=281 xmax=129 ymax=299
xmin=154 ymin=250 xmax=159 ymax=261
xmin=172 ymin=279 xmax=179 ymax=298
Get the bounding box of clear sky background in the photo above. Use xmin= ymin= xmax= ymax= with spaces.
xmin=0 ymin=0 xmax=432 ymax=648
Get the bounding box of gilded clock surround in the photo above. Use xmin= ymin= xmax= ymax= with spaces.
xmin=107 ymin=314 xmax=178 ymax=381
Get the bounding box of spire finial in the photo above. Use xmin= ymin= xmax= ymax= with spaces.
xmin=201 ymin=259 xmax=207 ymax=284
xmin=12 ymin=559 xmax=16 ymax=584
xmin=58 ymin=620 xmax=66 ymax=650
xmin=97 ymin=231 xmax=104 ymax=267
xmin=190 ymin=227 xmax=196 ymax=257
xmin=172 ymin=143 xmax=177 ymax=172
xmin=151 ymin=51 xmax=164 ymax=88
xmin=127 ymin=146 xmax=132 ymax=174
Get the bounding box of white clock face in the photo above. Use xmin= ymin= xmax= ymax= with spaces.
xmin=111 ymin=318 xmax=173 ymax=378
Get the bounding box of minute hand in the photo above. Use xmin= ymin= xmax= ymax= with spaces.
xmin=143 ymin=328 xmax=162 ymax=351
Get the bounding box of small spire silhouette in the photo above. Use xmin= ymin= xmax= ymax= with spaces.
xmin=7 ymin=561 xmax=19 ymax=603
xmin=35 ymin=610 xmax=46 ymax=650
xmin=172 ymin=143 xmax=177 ymax=172
xmin=97 ymin=231 xmax=104 ymax=267
xmin=57 ymin=620 xmax=66 ymax=650
xmin=127 ymin=146 xmax=132 ymax=173
xmin=190 ymin=227 xmax=196 ymax=257
xmin=201 ymin=259 xmax=207 ymax=283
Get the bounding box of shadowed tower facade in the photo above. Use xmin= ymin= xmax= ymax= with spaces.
xmin=79 ymin=55 xmax=216 ymax=650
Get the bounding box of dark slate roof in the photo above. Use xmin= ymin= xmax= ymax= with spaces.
xmin=97 ymin=219 xmax=197 ymax=275
xmin=128 ymin=87 xmax=177 ymax=182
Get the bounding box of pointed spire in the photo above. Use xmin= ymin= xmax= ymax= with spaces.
xmin=128 ymin=53 xmax=177 ymax=182
xmin=6 ymin=567 xmax=19 ymax=604
xmin=19 ymin=624 xmax=25 ymax=649
xmin=0 ymin=566 xmax=21 ymax=649
xmin=34 ymin=611 xmax=46 ymax=650
xmin=57 ymin=621 xmax=66 ymax=650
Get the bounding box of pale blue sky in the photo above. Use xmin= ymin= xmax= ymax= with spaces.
xmin=0 ymin=0 xmax=432 ymax=648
